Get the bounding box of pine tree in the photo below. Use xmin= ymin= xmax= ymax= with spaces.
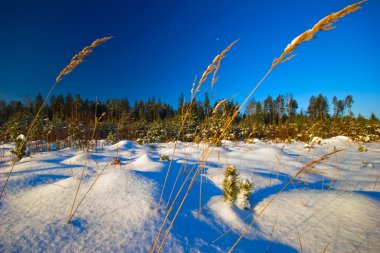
xmin=204 ymin=93 xmax=211 ymax=117
xmin=345 ymin=95 xmax=354 ymax=117
xmin=236 ymin=179 xmax=253 ymax=209
xmin=275 ymin=95 xmax=285 ymax=125
xmin=106 ymin=131 xmax=118 ymax=144
xmin=222 ymin=165 xmax=239 ymax=203
xmin=11 ymin=134 xmax=29 ymax=160
xmin=286 ymin=96 xmax=298 ymax=121
xmin=33 ymin=93 xmax=43 ymax=115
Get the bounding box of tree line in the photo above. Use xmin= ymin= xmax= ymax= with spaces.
xmin=0 ymin=92 xmax=379 ymax=147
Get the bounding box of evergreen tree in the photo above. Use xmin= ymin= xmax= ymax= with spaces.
xmin=345 ymin=95 xmax=354 ymax=117
xmin=34 ymin=93 xmax=43 ymax=115
xmin=65 ymin=93 xmax=73 ymax=120
xmin=204 ymin=93 xmax=211 ymax=117
xmin=332 ymin=96 xmax=338 ymax=117
xmin=308 ymin=96 xmax=317 ymax=120
xmin=264 ymin=95 xmax=274 ymax=124
xmin=254 ymin=102 xmax=265 ymax=124
xmin=286 ymin=96 xmax=298 ymax=121
xmin=11 ymin=134 xmax=29 ymax=160
xmin=222 ymin=165 xmax=239 ymax=203
xmin=178 ymin=93 xmax=185 ymax=116
xmin=275 ymin=95 xmax=285 ymax=124
xmin=236 ymin=179 xmax=253 ymax=209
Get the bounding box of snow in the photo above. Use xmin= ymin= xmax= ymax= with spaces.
xmin=16 ymin=134 xmax=27 ymax=141
xmin=255 ymin=191 xmax=380 ymax=253
xmin=132 ymin=154 xmax=163 ymax=172
xmin=1 ymin=137 xmax=379 ymax=252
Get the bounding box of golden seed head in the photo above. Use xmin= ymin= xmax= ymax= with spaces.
xmin=272 ymin=0 xmax=365 ymax=69
xmin=56 ymin=36 xmax=113 ymax=83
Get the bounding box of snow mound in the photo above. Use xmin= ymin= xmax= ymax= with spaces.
xmin=131 ymin=154 xmax=163 ymax=172
xmin=0 ymin=170 xmax=182 ymax=252
xmin=256 ymin=190 xmax=380 ymax=253
xmin=207 ymin=196 xmax=248 ymax=232
xmin=251 ymin=147 xmax=281 ymax=161
xmin=108 ymin=140 xmax=137 ymax=150
xmin=323 ymin=136 xmax=353 ymax=146
xmin=61 ymin=152 xmax=88 ymax=164
xmin=16 ymin=134 xmax=27 ymax=141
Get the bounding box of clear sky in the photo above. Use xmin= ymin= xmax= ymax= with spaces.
xmin=1 ymin=0 xmax=379 ymax=116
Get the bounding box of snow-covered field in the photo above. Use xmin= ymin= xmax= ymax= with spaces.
xmin=1 ymin=137 xmax=379 ymax=252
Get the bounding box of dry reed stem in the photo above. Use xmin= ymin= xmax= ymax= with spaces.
xmin=68 ymin=163 xmax=87 ymax=223
xmin=271 ymin=0 xmax=366 ymax=69
xmin=165 ymin=158 xmax=187 ymax=207
xmin=373 ymin=173 xmax=379 ymax=191
xmin=227 ymin=149 xmax=342 ymax=252
xmin=156 ymin=157 xmax=209 ymax=252
xmin=212 ymin=99 xmax=229 ymax=115
xmin=211 ymin=149 xmax=342 ymax=245
xmin=67 ymin=99 xmax=104 ymax=223
xmin=158 ymin=149 xmax=342 ymax=253
xmin=349 ymin=239 xmax=363 ymax=253
xmin=153 ymin=145 xmax=210 ymax=250
xmin=56 ymin=36 xmax=112 ymax=83
xmin=152 ymin=145 xmax=208 ymax=251
xmin=296 ymin=226 xmax=304 ymax=253
xmin=156 ymin=40 xmax=238 ymax=208
xmin=328 ymin=163 xmax=340 ymax=191
xmin=165 ymin=143 xmax=195 ymax=207
xmin=199 ymin=166 xmax=203 ymax=214
xmin=149 ymin=160 xmax=199 ymax=252
xmin=67 ymin=159 xmax=112 ymax=223
xmin=0 ymin=37 xmax=111 ymax=200
xmin=212 ymin=213 xmax=252 ymax=244
xmin=153 ymin=1 xmax=364 ymax=250
xmin=264 ymin=212 xmax=279 ymax=253
xmin=197 ymin=40 xmax=239 ymax=93
xmin=321 ymin=242 xmax=330 ymax=253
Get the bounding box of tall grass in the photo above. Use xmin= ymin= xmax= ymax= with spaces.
xmin=156 ymin=39 xmax=239 ymax=208
xmin=0 ymin=37 xmax=112 ymax=199
xmin=150 ymin=1 xmax=365 ymax=251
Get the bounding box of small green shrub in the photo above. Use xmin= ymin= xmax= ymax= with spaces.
xmin=106 ymin=131 xmax=117 ymax=144
xmin=11 ymin=134 xmax=29 ymax=160
xmin=236 ymin=179 xmax=253 ymax=209
xmin=160 ymin=154 xmax=170 ymax=161
xmin=222 ymin=165 xmax=239 ymax=203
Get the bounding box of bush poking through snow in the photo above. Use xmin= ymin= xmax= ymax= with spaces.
xmin=222 ymin=165 xmax=239 ymax=203
xmin=106 ymin=131 xmax=118 ymax=145
xmin=111 ymin=157 xmax=121 ymax=165
xmin=358 ymin=145 xmax=367 ymax=152
xmin=222 ymin=166 xmax=253 ymax=209
xmin=159 ymin=154 xmax=170 ymax=161
xmin=236 ymin=179 xmax=253 ymax=209
xmin=10 ymin=134 xmax=29 ymax=161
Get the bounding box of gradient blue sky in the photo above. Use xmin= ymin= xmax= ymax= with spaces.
xmin=1 ymin=0 xmax=379 ymax=116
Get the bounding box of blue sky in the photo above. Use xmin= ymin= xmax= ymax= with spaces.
xmin=0 ymin=0 xmax=379 ymax=116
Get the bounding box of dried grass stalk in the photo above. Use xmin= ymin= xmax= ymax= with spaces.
xmin=0 ymin=36 xmax=112 ymax=200
xmin=212 ymin=99 xmax=228 ymax=115
xmin=272 ymin=0 xmax=366 ymax=69
xmin=56 ymin=36 xmax=112 ymax=83
xmin=228 ymin=149 xmax=343 ymax=252
xmin=196 ymin=39 xmax=239 ymax=93
xmin=156 ymin=40 xmax=238 ymax=208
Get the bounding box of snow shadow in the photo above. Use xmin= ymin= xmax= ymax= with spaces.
xmin=70 ymin=218 xmax=89 ymax=233
xmin=135 ymin=160 xmax=297 ymax=252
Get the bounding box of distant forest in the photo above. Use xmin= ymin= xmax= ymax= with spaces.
xmin=0 ymin=92 xmax=379 ymax=147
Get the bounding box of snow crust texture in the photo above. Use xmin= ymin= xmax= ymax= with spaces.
xmin=1 ymin=137 xmax=379 ymax=252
